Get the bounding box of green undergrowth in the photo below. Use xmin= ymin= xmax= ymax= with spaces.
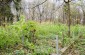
xmin=0 ymin=19 xmax=85 ymax=55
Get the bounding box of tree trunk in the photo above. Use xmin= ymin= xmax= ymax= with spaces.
xmin=83 ymin=12 xmax=85 ymax=25
xmin=64 ymin=0 xmax=71 ymax=37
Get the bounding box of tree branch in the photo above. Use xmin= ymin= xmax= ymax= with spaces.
xmin=22 ymin=0 xmax=48 ymax=9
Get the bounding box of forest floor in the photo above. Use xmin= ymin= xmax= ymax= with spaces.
xmin=0 ymin=21 xmax=85 ymax=55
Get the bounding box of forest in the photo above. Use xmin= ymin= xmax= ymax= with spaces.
xmin=0 ymin=0 xmax=85 ymax=55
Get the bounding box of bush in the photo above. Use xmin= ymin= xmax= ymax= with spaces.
xmin=0 ymin=26 xmax=21 ymax=49
xmin=0 ymin=20 xmax=38 ymax=49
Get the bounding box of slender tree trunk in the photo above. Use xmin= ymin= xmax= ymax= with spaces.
xmin=32 ymin=8 xmax=35 ymax=20
xmin=68 ymin=2 xmax=71 ymax=37
xmin=83 ymin=12 xmax=85 ymax=25
xmin=38 ymin=6 xmax=42 ymax=23
xmin=64 ymin=0 xmax=71 ymax=37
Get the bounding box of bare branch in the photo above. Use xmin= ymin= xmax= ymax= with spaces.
xmin=22 ymin=0 xmax=48 ymax=9
xmin=52 ymin=2 xmax=65 ymax=14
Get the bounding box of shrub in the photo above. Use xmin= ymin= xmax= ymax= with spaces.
xmin=0 ymin=20 xmax=38 ymax=49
